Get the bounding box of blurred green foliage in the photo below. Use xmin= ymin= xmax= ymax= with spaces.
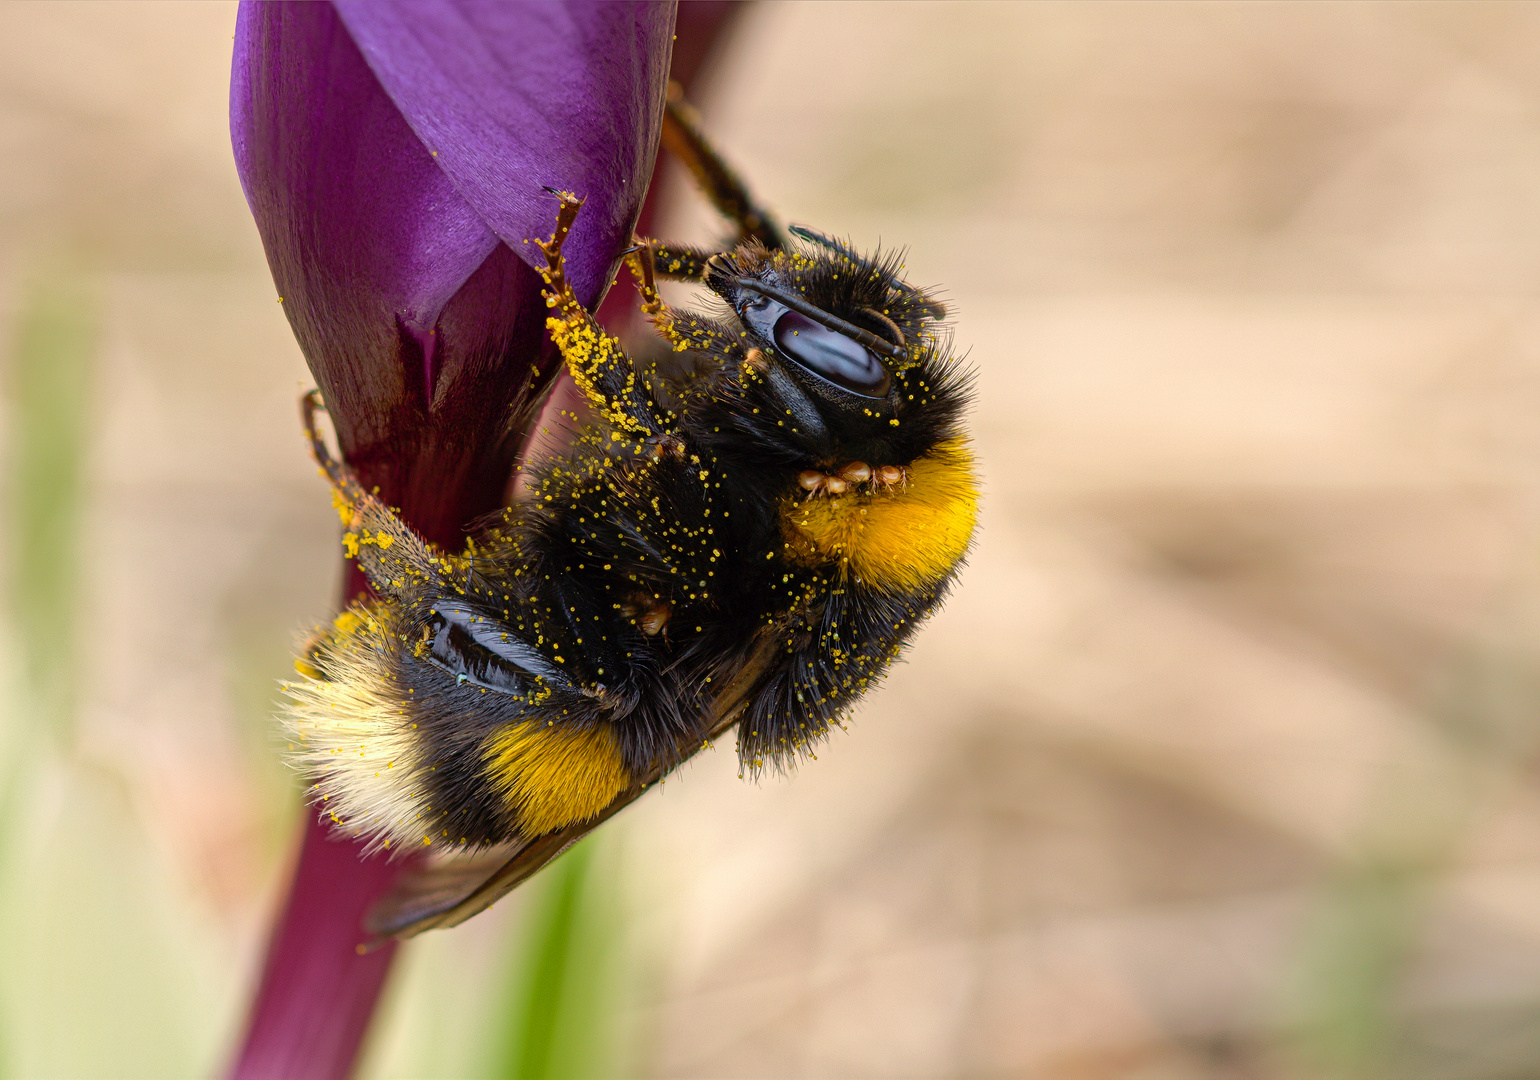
xmin=492 ymin=836 xmax=629 ymax=1080
xmin=7 ymin=278 xmax=94 ymax=734
xmin=0 ymin=279 xmax=96 ymax=1077
xmin=0 ymin=281 xmax=226 ymax=1079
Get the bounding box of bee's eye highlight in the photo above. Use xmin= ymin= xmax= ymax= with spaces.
xmin=772 ymin=310 xmax=891 ymax=397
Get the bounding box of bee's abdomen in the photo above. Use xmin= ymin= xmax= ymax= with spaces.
xmin=482 ymin=720 xmax=630 ymax=836
xmin=282 ymin=601 xmax=635 ymax=850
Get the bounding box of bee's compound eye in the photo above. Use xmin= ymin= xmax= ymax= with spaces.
xmin=772 ymin=310 xmax=891 ymax=397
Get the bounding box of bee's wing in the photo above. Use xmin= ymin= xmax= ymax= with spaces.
xmin=366 ymin=794 xmax=635 ymax=939
xmin=360 ymin=849 xmax=526 ymax=939
xmin=365 ymin=629 xmax=783 ymax=941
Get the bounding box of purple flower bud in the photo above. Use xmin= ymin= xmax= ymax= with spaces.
xmin=230 ymin=0 xmax=672 ymax=545
xmin=225 ymin=3 xmax=678 ymax=1076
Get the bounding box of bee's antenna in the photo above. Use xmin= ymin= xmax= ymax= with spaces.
xmin=787 ymin=224 xmax=947 ymax=320
xmin=787 ymin=224 xmax=853 ymax=258
xmin=859 ymin=307 xmax=906 ymax=348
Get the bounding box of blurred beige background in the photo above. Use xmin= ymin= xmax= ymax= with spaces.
xmin=5 ymin=2 xmax=1540 ymax=1078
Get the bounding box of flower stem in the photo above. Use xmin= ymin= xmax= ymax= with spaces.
xmin=228 ymin=822 xmax=419 ymax=1080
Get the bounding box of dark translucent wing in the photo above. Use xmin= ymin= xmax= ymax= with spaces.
xmin=363 ymin=832 xmax=578 ymax=940
xmin=365 ymin=629 xmax=783 ymax=941
xmin=359 ymin=851 xmax=520 ymax=941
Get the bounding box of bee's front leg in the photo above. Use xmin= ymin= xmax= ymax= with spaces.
xmin=536 ymin=192 xmax=671 ymax=441
xmin=622 ymin=241 xmax=745 ymax=367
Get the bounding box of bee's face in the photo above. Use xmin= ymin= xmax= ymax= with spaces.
xmin=698 ymin=242 xmax=957 ymax=468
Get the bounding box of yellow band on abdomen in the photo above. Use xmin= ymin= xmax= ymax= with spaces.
xmin=484 ymin=721 xmax=631 ymax=836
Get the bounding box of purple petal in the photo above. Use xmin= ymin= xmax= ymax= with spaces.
xmin=224 ymin=4 xmax=696 ymax=1072
xmin=336 ymin=0 xmax=675 ymax=310
xmin=231 ymin=0 xmax=500 ymax=448
xmin=229 ymin=0 xmax=672 ymax=509
xmin=227 ymin=4 xmax=681 ymax=1076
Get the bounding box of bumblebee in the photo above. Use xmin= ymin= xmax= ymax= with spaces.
xmin=283 ymin=95 xmax=979 ymax=938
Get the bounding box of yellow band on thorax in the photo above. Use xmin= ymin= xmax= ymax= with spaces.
xmin=780 ymin=437 xmax=979 ymax=592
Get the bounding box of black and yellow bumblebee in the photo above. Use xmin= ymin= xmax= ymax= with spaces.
xmin=284 ymin=94 xmax=979 ymax=938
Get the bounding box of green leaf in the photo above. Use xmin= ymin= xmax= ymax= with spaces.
xmin=493 ymin=836 xmax=626 ymax=1080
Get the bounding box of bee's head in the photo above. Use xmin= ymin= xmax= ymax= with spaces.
xmin=696 ymin=231 xmax=968 ymax=469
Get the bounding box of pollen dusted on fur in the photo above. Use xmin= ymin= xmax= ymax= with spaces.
xmin=283 ymin=103 xmax=976 ymax=911
xmin=281 ymin=602 xmax=433 ymax=854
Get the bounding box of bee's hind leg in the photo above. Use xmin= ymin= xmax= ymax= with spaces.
xmin=661 ymin=81 xmax=784 ymax=252
xmin=299 ymin=389 xmax=442 ymax=602
xmin=302 ymin=389 xmax=362 ymax=504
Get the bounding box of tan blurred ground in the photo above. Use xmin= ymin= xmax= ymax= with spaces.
xmin=5 ymin=2 xmax=1540 ymax=1078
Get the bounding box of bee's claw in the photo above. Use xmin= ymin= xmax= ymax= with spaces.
xmin=797 ymin=462 xmax=907 ymax=499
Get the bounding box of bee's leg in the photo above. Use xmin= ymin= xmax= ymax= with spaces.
xmin=738 ymin=584 xmax=940 ymax=774
xmin=662 ymin=82 xmax=784 ymax=251
xmin=302 ymin=389 xmax=364 ymax=506
xmin=300 ymin=390 xmax=446 ymax=602
xmin=641 ymin=240 xmax=718 ymax=285
xmin=536 ymin=193 xmax=671 ymax=439
xmin=622 ymin=242 xmax=743 ymax=362
xmin=646 ymin=80 xmax=782 ymax=285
